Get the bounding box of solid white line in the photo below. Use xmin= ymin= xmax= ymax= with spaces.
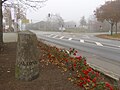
xmin=80 ymin=39 xmax=84 ymax=43
xmin=68 ymin=38 xmax=72 ymax=40
xmin=118 ymin=46 xmax=120 ymax=47
xmin=95 ymin=42 xmax=103 ymax=46
xmin=59 ymin=36 xmax=64 ymax=39
xmin=53 ymin=35 xmax=58 ymax=38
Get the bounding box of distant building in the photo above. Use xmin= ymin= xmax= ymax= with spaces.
xmin=64 ymin=21 xmax=77 ymax=28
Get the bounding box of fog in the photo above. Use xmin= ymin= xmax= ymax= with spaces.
xmin=26 ymin=0 xmax=108 ymax=23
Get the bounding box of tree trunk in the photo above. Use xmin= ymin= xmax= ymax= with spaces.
xmin=110 ymin=22 xmax=114 ymax=35
xmin=0 ymin=0 xmax=3 ymax=50
xmin=115 ymin=22 xmax=117 ymax=34
xmin=8 ymin=11 xmax=13 ymax=32
xmin=15 ymin=31 xmax=39 ymax=81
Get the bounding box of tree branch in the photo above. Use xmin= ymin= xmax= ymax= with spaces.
xmin=2 ymin=0 xmax=8 ymax=4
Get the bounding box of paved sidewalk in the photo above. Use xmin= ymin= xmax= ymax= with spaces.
xmin=3 ymin=33 xmax=18 ymax=43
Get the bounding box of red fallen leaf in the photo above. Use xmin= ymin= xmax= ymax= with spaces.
xmin=73 ymin=63 xmax=76 ymax=67
xmin=75 ymin=56 xmax=82 ymax=60
xmin=105 ymin=82 xmax=113 ymax=90
xmin=87 ymin=79 xmax=91 ymax=82
xmin=88 ymin=67 xmax=92 ymax=72
xmin=92 ymin=77 xmax=97 ymax=83
xmin=96 ymin=72 xmax=100 ymax=77
xmin=75 ymin=50 xmax=78 ymax=53
xmin=73 ymin=53 xmax=76 ymax=56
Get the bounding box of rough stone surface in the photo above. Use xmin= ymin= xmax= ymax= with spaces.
xmin=15 ymin=31 xmax=39 ymax=81
xmin=118 ymin=78 xmax=120 ymax=90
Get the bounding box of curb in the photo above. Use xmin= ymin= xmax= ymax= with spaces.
xmin=88 ymin=63 xmax=120 ymax=81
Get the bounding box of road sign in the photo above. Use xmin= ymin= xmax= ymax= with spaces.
xmin=22 ymin=19 xmax=29 ymax=24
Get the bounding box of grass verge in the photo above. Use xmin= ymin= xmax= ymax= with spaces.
xmin=96 ymin=33 xmax=120 ymax=41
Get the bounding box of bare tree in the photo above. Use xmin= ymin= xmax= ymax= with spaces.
xmin=3 ymin=7 xmax=13 ymax=32
xmin=94 ymin=0 xmax=120 ymax=35
xmin=3 ymin=4 xmax=27 ymax=32
xmin=0 ymin=0 xmax=5 ymax=50
xmin=0 ymin=0 xmax=47 ymax=50
xmin=46 ymin=13 xmax=64 ymax=31
xmin=80 ymin=16 xmax=87 ymax=27
xmin=88 ymin=15 xmax=110 ymax=32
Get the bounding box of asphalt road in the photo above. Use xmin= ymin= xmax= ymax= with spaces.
xmin=31 ymin=30 xmax=120 ymax=80
xmin=31 ymin=30 xmax=120 ymax=63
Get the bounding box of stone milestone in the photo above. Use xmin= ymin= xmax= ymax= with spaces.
xmin=15 ymin=31 xmax=39 ymax=81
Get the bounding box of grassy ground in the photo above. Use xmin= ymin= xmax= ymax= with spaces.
xmin=96 ymin=33 xmax=120 ymax=40
xmin=37 ymin=28 xmax=87 ymax=33
xmin=64 ymin=28 xmax=87 ymax=33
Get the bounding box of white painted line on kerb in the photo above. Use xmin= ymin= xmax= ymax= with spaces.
xmin=68 ymin=38 xmax=72 ymax=40
xmin=95 ymin=42 xmax=103 ymax=46
xmin=48 ymin=34 xmax=53 ymax=37
xmin=59 ymin=36 xmax=64 ymax=39
xmin=53 ymin=35 xmax=58 ymax=38
xmin=80 ymin=39 xmax=84 ymax=43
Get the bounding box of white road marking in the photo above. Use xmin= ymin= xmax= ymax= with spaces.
xmin=80 ymin=39 xmax=84 ymax=43
xmin=68 ymin=38 xmax=72 ymax=40
xmin=95 ymin=42 xmax=103 ymax=46
xmin=53 ymin=35 xmax=58 ymax=38
xmin=59 ymin=36 xmax=64 ymax=39
xmin=118 ymin=46 xmax=120 ymax=47
xmin=48 ymin=34 xmax=53 ymax=37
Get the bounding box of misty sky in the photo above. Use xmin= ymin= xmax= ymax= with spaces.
xmin=26 ymin=0 xmax=107 ymax=23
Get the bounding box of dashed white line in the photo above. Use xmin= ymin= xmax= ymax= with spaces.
xmin=68 ymin=38 xmax=72 ymax=40
xmin=53 ymin=35 xmax=58 ymax=38
xmin=59 ymin=36 xmax=64 ymax=39
xmin=95 ymin=42 xmax=103 ymax=46
xmin=80 ymin=39 xmax=84 ymax=43
xmin=47 ymin=35 xmax=120 ymax=49
xmin=48 ymin=34 xmax=53 ymax=37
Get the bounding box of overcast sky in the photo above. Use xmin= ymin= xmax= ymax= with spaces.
xmin=26 ymin=0 xmax=107 ymax=23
